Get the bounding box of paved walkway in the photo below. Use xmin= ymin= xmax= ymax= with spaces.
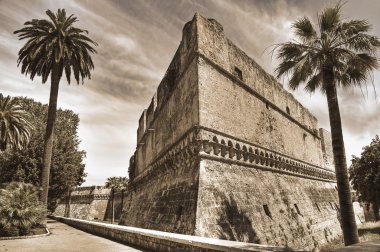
xmin=334 ymin=239 xmax=380 ymax=251
xmin=0 ymin=219 xmax=146 ymax=252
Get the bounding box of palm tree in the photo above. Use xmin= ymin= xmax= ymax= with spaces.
xmin=14 ymin=9 xmax=97 ymax=217
xmin=105 ymin=177 xmax=128 ymax=224
xmin=0 ymin=94 xmax=33 ymax=151
xmin=0 ymin=182 xmax=45 ymax=236
xmin=275 ymin=3 xmax=380 ymax=245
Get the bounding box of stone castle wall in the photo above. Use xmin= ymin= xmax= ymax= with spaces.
xmin=133 ymin=19 xmax=200 ymax=178
xmin=54 ymin=186 xmax=118 ymax=221
xmin=196 ymin=159 xmax=340 ymax=250
xmin=121 ymin=150 xmax=199 ymax=234
xmin=319 ymin=128 xmax=334 ymax=171
xmin=121 ymin=13 xmax=341 ymax=250
xmin=197 ymin=16 xmax=324 ymax=167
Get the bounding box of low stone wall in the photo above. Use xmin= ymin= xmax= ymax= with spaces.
xmin=49 ymin=216 xmax=299 ymax=252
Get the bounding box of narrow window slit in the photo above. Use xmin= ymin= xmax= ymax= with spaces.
xmin=315 ymin=203 xmax=321 ymax=212
xmin=286 ymin=106 xmax=290 ymax=115
xmin=263 ymin=204 xmax=272 ymax=219
xmin=294 ymin=204 xmax=302 ymax=215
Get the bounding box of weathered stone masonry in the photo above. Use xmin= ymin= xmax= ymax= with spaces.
xmin=120 ymin=13 xmax=341 ymax=250
xmin=54 ymin=186 xmax=124 ymax=221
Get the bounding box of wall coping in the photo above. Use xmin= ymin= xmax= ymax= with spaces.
xmin=50 ymin=215 xmax=303 ymax=251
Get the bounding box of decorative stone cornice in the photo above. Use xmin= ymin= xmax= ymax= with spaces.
xmin=94 ymin=194 xmax=111 ymax=200
xmin=129 ymin=126 xmax=336 ymax=187
xmin=197 ymin=126 xmax=335 ymax=182
xmin=68 ymin=193 xmax=110 ymax=202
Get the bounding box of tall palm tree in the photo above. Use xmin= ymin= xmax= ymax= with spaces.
xmin=0 ymin=94 xmax=33 ymax=151
xmin=105 ymin=176 xmax=129 ymax=224
xmin=14 ymin=9 xmax=97 ymax=216
xmin=275 ymin=3 xmax=380 ymax=245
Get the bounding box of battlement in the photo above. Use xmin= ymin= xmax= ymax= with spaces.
xmin=130 ymin=13 xmax=333 ymax=179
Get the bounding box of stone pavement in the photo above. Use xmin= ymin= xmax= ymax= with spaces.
xmin=0 ymin=219 xmax=146 ymax=252
xmin=334 ymin=239 xmax=380 ymax=252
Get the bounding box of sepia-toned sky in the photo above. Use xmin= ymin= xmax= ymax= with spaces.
xmin=1 ymin=0 xmax=379 ymax=186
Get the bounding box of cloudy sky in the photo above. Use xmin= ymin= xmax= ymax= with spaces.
xmin=1 ymin=0 xmax=379 ymax=185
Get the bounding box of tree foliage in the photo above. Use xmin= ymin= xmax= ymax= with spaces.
xmin=105 ymin=176 xmax=129 ymax=191
xmin=350 ymin=135 xmax=380 ymax=220
xmin=0 ymin=94 xmax=33 ymax=151
xmin=0 ymin=96 xmax=86 ymax=211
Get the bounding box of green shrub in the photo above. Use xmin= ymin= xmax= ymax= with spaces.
xmin=0 ymin=182 xmax=45 ymax=236
xmin=0 ymin=225 xmax=19 ymax=237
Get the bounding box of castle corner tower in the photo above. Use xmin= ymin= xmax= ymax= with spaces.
xmin=121 ymin=13 xmax=341 ymax=250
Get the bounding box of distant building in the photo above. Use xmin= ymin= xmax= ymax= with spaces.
xmin=54 ymin=186 xmax=123 ymax=221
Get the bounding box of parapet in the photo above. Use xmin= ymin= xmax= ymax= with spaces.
xmin=129 ymin=13 xmax=333 ymax=180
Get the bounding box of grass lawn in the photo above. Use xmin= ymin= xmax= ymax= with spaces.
xmin=320 ymin=221 xmax=380 ymax=251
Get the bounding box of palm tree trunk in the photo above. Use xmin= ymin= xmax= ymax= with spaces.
xmin=67 ymin=189 xmax=72 ymax=218
xmin=121 ymin=189 xmax=124 ymax=218
xmin=373 ymin=202 xmax=380 ymax=221
xmin=325 ymin=67 xmax=359 ymax=245
xmin=64 ymin=190 xmax=69 ymax=217
xmin=40 ymin=63 xmax=61 ymax=225
xmin=64 ymin=189 xmax=72 ymax=218
xmin=111 ymin=188 xmax=115 ymax=224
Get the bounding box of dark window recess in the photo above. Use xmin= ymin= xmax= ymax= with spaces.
xmin=329 ymin=202 xmax=335 ymax=210
xmin=177 ymin=205 xmax=183 ymax=216
xmin=234 ymin=67 xmax=243 ymax=80
xmin=294 ymin=204 xmax=302 ymax=215
xmin=315 ymin=203 xmax=321 ymax=212
xmin=335 ymin=203 xmax=340 ymax=211
xmin=263 ymin=204 xmax=272 ymax=218
xmin=303 ymin=133 xmax=307 ymax=141
xmin=286 ymin=106 xmax=290 ymax=115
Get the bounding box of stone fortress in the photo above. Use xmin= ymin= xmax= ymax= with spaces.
xmin=119 ymin=13 xmax=341 ymax=250
xmin=54 ymin=186 xmax=119 ymax=221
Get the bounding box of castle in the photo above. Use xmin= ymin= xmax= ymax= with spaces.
xmin=119 ymin=14 xmax=341 ymax=250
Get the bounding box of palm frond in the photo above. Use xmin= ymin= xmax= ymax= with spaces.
xmin=318 ymin=2 xmax=342 ymax=34
xmin=0 ymin=94 xmax=34 ymax=151
xmin=275 ymin=1 xmax=380 ymax=95
xmin=292 ymin=17 xmax=317 ymax=42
